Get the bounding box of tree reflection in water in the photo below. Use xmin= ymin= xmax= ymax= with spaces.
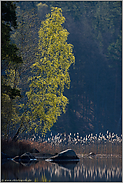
xmin=2 ymin=156 xmax=122 ymax=181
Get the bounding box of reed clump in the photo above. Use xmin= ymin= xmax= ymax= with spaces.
xmin=2 ymin=131 xmax=122 ymax=157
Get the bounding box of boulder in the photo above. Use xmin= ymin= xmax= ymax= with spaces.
xmin=13 ymin=152 xmax=37 ymax=163
xmin=46 ymin=149 xmax=79 ymax=162
xmin=20 ymin=152 xmax=36 ymax=162
xmin=30 ymin=148 xmax=39 ymax=153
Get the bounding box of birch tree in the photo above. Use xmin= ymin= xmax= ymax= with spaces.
xmin=13 ymin=7 xmax=75 ymax=140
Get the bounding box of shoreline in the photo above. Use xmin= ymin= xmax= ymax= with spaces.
xmin=2 ymin=138 xmax=122 ymax=158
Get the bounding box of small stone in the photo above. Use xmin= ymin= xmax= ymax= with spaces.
xmin=88 ymin=152 xmax=96 ymax=156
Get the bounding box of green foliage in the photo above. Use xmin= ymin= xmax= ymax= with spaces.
xmin=1 ymin=2 xmax=22 ymax=64
xmin=2 ymin=85 xmax=21 ymax=99
xmin=107 ymin=35 xmax=121 ymax=62
xmin=1 ymin=1 xmax=17 ymax=27
xmin=83 ymin=1 xmax=121 ymax=53
xmin=1 ymin=93 xmax=22 ymax=139
xmin=1 ymin=2 xmax=23 ymax=140
xmin=37 ymin=2 xmax=48 ymax=9
xmin=26 ymin=7 xmax=75 ymax=135
xmin=1 ymin=1 xmax=22 ymax=100
xmin=1 ymin=65 xmax=22 ymax=139
xmin=44 ymin=2 xmax=121 ymax=55
xmin=2 ymin=3 xmax=42 ymax=141
xmin=10 ymin=5 xmax=41 ymax=87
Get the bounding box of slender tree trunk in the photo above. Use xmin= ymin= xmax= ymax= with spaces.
xmin=12 ymin=117 xmax=30 ymax=141
xmin=12 ymin=123 xmax=23 ymax=141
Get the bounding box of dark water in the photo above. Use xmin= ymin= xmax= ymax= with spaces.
xmin=2 ymin=156 xmax=122 ymax=182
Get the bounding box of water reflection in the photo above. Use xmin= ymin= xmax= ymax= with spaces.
xmin=2 ymin=157 xmax=122 ymax=182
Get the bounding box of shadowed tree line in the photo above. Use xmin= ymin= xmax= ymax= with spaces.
xmin=48 ymin=1 xmax=122 ymax=136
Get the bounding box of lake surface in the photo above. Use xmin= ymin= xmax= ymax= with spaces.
xmin=2 ymin=155 xmax=122 ymax=182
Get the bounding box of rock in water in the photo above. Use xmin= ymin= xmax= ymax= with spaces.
xmin=20 ymin=152 xmax=34 ymax=162
xmin=46 ymin=149 xmax=79 ymax=162
xmin=13 ymin=152 xmax=37 ymax=163
xmin=30 ymin=148 xmax=39 ymax=153
xmin=88 ymin=152 xmax=96 ymax=156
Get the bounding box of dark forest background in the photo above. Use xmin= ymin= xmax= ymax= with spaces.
xmin=2 ymin=1 xmax=122 ymax=139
